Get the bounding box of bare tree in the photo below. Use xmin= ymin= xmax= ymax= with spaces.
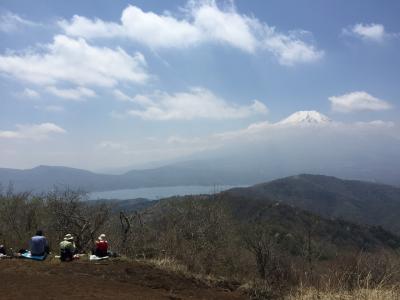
xmin=243 ymin=222 xmax=295 ymax=293
xmin=45 ymin=188 xmax=110 ymax=251
xmin=0 ymin=187 xmax=45 ymax=249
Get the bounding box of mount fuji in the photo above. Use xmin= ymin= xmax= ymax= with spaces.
xmin=277 ymin=110 xmax=332 ymax=126
xmin=1 ymin=110 xmax=399 ymax=192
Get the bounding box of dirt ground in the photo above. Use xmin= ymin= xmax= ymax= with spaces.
xmin=0 ymin=257 xmax=247 ymax=300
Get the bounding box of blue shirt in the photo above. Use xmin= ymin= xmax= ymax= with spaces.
xmin=30 ymin=235 xmax=48 ymax=256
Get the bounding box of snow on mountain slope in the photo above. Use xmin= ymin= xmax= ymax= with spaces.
xmin=277 ymin=110 xmax=332 ymax=126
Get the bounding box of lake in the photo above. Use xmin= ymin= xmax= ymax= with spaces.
xmin=88 ymin=185 xmax=243 ymax=200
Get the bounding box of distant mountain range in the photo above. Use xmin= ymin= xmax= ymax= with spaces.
xmin=0 ymin=163 xmax=256 ymax=193
xmin=1 ymin=110 xmax=400 ymax=191
xmin=225 ymin=174 xmax=400 ymax=234
xmin=1 ymin=159 xmax=400 ymax=193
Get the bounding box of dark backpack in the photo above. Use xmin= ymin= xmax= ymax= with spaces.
xmin=60 ymin=249 xmax=74 ymax=262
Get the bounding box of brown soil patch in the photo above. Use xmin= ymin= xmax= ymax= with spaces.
xmin=0 ymin=258 xmax=247 ymax=300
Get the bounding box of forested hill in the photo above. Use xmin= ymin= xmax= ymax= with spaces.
xmin=141 ymin=193 xmax=400 ymax=256
xmin=224 ymin=174 xmax=400 ymax=234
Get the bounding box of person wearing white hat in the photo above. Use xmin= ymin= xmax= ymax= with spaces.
xmin=59 ymin=233 xmax=76 ymax=261
xmin=95 ymin=233 xmax=109 ymax=257
xmin=0 ymin=244 xmax=6 ymax=255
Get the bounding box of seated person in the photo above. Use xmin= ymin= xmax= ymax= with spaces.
xmin=94 ymin=234 xmax=109 ymax=257
xmin=0 ymin=244 xmax=10 ymax=258
xmin=59 ymin=234 xmax=76 ymax=261
xmin=0 ymin=244 xmax=6 ymax=255
xmin=30 ymin=230 xmax=49 ymax=256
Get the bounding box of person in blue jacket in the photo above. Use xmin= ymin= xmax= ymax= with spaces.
xmin=30 ymin=230 xmax=49 ymax=256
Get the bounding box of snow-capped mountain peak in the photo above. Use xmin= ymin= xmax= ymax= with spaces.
xmin=277 ymin=110 xmax=332 ymax=126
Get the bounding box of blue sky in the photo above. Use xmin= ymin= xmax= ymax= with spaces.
xmin=0 ymin=0 xmax=399 ymax=171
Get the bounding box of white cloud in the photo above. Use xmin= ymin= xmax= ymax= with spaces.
xmin=113 ymin=89 xmax=154 ymax=105
xmin=343 ymin=23 xmax=397 ymax=42
xmin=95 ymin=135 xmax=220 ymax=165
xmin=59 ymin=7 xmax=201 ymax=49
xmin=43 ymin=105 xmax=65 ymax=112
xmin=354 ymin=120 xmax=395 ymax=128
xmin=329 ymin=91 xmax=392 ymax=113
xmin=0 ymin=12 xmax=40 ymax=33
xmin=353 ymin=23 xmax=385 ymax=41
xmin=213 ymin=120 xmax=270 ymax=141
xmin=21 ymin=88 xmax=40 ymax=99
xmin=58 ymin=15 xmax=123 ymax=39
xmin=0 ymin=35 xmax=149 ymax=88
xmin=0 ymin=123 xmax=66 ymax=141
xmin=121 ymin=5 xmax=203 ymax=49
xmin=59 ymin=1 xmax=323 ymax=65
xmin=261 ymin=29 xmax=324 ymax=66
xmin=190 ymin=1 xmax=257 ymax=53
xmin=125 ymin=87 xmax=268 ymax=120
xmin=46 ymin=86 xmax=96 ymax=100
xmin=113 ymin=89 xmax=133 ymax=102
xmin=98 ymin=141 xmax=125 ymax=151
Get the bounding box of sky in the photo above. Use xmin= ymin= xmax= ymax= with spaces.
xmin=0 ymin=0 xmax=399 ymax=172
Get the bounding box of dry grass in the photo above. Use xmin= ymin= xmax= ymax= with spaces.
xmin=145 ymin=256 xmax=242 ymax=292
xmin=147 ymin=257 xmax=190 ymax=275
xmin=147 ymin=257 xmax=400 ymax=300
xmin=287 ymin=287 xmax=400 ymax=300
